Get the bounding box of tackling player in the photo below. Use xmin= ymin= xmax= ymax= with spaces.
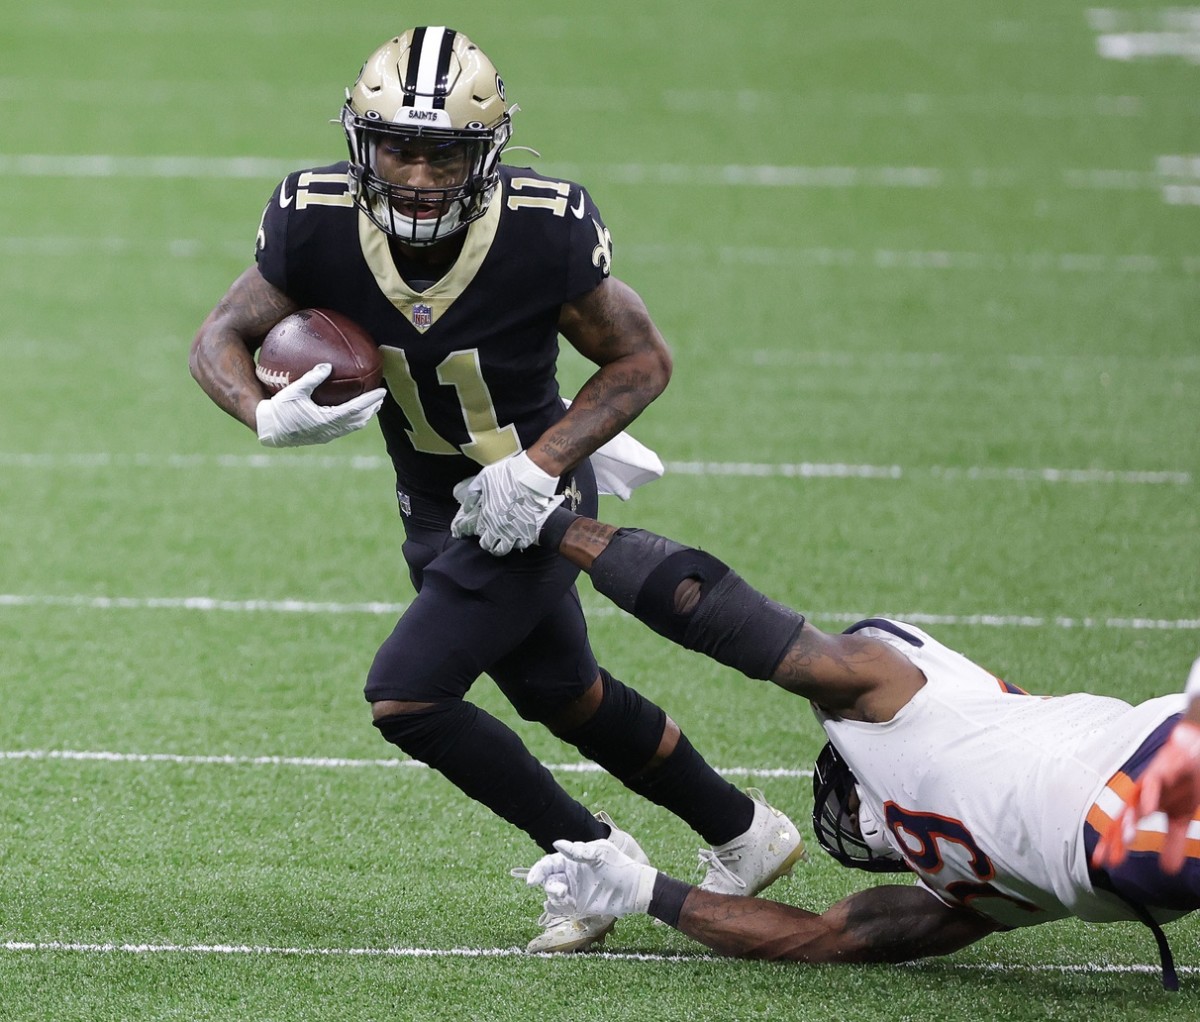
xmin=189 ymin=27 xmax=802 ymax=953
xmin=516 ymin=509 xmax=1200 ymax=986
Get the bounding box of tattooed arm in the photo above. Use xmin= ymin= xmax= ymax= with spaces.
xmin=525 ymin=834 xmax=997 ymax=964
xmin=671 ymin=882 xmax=998 ymax=963
xmin=531 ymin=277 xmax=672 ymax=476
xmin=189 ymin=266 xmax=299 ymax=430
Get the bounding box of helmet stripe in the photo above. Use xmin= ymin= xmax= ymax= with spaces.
xmin=403 ymin=26 xmax=454 ymax=110
xmin=431 ymin=28 xmax=455 ymax=109
xmin=401 ymin=27 xmax=426 ymax=107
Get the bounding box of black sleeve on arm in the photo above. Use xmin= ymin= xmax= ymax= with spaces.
xmin=647 ymin=873 xmax=693 ymax=928
xmin=538 ymin=504 xmax=580 ymax=553
xmin=590 ymin=528 xmax=806 ymax=680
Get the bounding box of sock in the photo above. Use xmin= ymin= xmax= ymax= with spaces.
xmin=626 ymin=734 xmax=754 ymax=846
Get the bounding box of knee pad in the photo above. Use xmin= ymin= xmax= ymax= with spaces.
xmin=557 ymin=670 xmax=666 ymax=780
xmin=373 ymin=701 xmax=478 ymax=768
xmin=591 ymin=529 xmax=806 ymax=680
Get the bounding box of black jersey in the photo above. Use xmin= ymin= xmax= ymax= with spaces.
xmin=254 ymin=162 xmax=613 ymax=502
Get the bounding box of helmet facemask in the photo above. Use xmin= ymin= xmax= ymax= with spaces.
xmin=811 ymin=742 xmax=910 ymax=873
xmin=341 ymin=27 xmax=513 ymax=246
xmin=343 ymin=114 xmax=509 ymax=244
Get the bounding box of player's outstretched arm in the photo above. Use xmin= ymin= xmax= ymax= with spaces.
xmin=674 ymin=882 xmax=997 ymax=964
xmin=542 ymin=509 xmax=924 ymax=722
xmin=523 ymin=839 xmax=995 ymax=964
xmin=1093 ymin=657 xmax=1200 ymax=874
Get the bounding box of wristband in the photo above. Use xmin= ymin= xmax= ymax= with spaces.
xmin=538 ymin=505 xmax=579 ymax=550
xmin=647 ymin=873 xmax=692 ymax=928
xmin=511 ymin=450 xmax=559 ymax=498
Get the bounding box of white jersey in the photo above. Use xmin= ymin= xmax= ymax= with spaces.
xmin=813 ymin=619 xmax=1184 ymax=928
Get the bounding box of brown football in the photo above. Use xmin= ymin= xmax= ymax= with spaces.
xmin=255 ymin=309 xmax=383 ymax=406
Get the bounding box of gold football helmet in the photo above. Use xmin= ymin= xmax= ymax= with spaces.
xmin=341 ymin=27 xmax=513 ymax=245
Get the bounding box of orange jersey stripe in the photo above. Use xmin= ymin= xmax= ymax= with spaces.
xmin=1127 ymin=830 xmax=1200 ymax=857
xmin=1088 ymin=769 xmax=1200 ymax=861
xmin=1107 ymin=771 xmax=1138 ymax=802
xmin=1087 ymin=771 xmax=1140 ymax=830
xmin=1087 ymin=803 xmax=1112 ymax=831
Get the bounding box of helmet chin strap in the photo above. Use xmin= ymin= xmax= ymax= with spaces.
xmin=853 ymin=788 xmax=908 ymax=867
xmin=854 ymin=790 xmax=895 ymax=857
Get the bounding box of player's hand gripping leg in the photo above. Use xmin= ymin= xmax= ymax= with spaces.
xmin=522 ymin=839 xmax=658 ymax=920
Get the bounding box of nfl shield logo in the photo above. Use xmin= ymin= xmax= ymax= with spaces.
xmin=412 ymin=303 xmax=434 ymax=331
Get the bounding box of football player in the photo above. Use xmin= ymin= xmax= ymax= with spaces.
xmin=518 ymin=509 xmax=1200 ymax=986
xmin=189 ymin=27 xmax=802 ymax=953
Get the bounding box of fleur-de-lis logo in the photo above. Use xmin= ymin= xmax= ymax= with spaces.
xmin=591 ymin=219 xmax=613 ymax=276
xmin=563 ymin=477 xmax=583 ymax=513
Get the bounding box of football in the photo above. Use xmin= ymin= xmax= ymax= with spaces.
xmin=255 ymin=309 xmax=383 ymax=406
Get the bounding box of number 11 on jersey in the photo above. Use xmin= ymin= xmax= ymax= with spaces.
xmin=380 ymin=346 xmax=521 ymax=466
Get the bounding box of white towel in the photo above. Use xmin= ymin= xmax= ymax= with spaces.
xmin=591 ymin=429 xmax=665 ymax=499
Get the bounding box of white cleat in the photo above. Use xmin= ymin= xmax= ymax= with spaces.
xmin=525 ymin=811 xmax=649 ymax=953
xmin=697 ymin=788 xmax=807 ymax=896
xmin=526 ymin=910 xmax=616 ymax=954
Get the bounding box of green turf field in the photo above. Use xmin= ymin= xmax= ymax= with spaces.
xmin=2 ymin=0 xmax=1198 ymax=1018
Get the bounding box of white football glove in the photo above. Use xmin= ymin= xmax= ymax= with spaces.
xmin=255 ymin=363 xmax=386 ymax=448
xmin=450 ymin=474 xmax=483 ymax=538
xmin=450 ymin=451 xmax=563 ymax=556
xmin=522 ymin=839 xmax=658 ymax=920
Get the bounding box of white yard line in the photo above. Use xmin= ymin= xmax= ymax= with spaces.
xmin=0 ymin=593 xmax=416 ymax=615
xmin=0 ymin=939 xmax=1194 ymax=977
xmin=4 ymin=236 xmax=1197 ymax=275
xmin=0 ymin=593 xmax=1196 ymax=632
xmin=0 ymin=154 xmax=1186 ymax=196
xmin=0 ymin=452 xmax=1191 ymax=485
xmin=0 ymin=748 xmax=811 ymax=779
